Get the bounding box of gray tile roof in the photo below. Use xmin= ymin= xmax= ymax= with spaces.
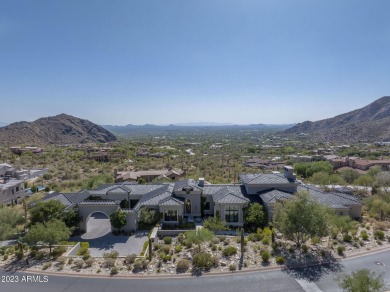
xmin=88 ymin=183 xmax=166 ymax=197
xmin=42 ymin=192 xmax=73 ymax=207
xmin=212 ymin=186 xmax=250 ymax=204
xmin=159 ymin=196 xmax=184 ymax=206
xmin=78 ymin=200 xmax=118 ymax=206
xmin=240 ymin=173 xmax=295 ymax=184
xmin=133 ymin=184 xmax=174 ymax=211
xmin=173 ymin=179 xmax=202 ymax=191
xmin=202 ymin=185 xmax=237 ymax=196
xmin=258 ymin=189 xmax=294 ymax=204
xmin=298 ymin=185 xmax=362 ymax=209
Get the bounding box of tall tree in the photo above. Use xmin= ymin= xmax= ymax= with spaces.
xmin=273 ymin=191 xmax=331 ymax=248
xmin=338 ymin=269 xmax=384 ymax=292
xmin=29 ymin=200 xmax=65 ymax=225
xmin=244 ymin=203 xmax=266 ymax=231
xmin=110 ymin=210 xmax=127 ymax=230
xmin=24 ymin=219 xmax=70 ymax=254
xmin=0 ymin=207 xmax=25 ymax=240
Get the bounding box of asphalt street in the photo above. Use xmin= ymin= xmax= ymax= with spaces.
xmin=1 ymin=249 xmax=389 ymax=292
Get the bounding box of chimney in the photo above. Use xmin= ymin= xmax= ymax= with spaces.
xmin=284 ymin=166 xmax=296 ymax=180
xmin=198 ymin=177 xmax=205 ymax=187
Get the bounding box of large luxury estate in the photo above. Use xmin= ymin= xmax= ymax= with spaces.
xmin=42 ymin=166 xmax=362 ymax=233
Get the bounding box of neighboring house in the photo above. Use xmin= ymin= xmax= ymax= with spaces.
xmin=326 ymin=156 xmax=390 ymax=171
xmin=40 ymin=166 xmax=363 ymax=233
xmin=115 ymin=168 xmax=184 ymax=183
xmin=10 ymin=146 xmax=44 ymax=154
xmin=0 ymin=163 xmax=48 ymax=180
xmin=0 ymin=179 xmax=26 ymax=204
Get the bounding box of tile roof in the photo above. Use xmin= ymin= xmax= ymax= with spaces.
xmin=78 ymin=200 xmax=118 ymax=206
xmin=42 ymin=192 xmax=73 ymax=207
xmin=240 ymin=173 xmax=295 ymax=184
xmin=173 ymin=179 xmax=202 ymax=191
xmin=258 ymin=189 xmax=294 ymax=204
xmin=212 ymin=186 xmax=250 ymax=204
xmin=133 ymin=184 xmax=174 ymax=211
xmin=159 ymin=196 xmax=184 ymax=206
xmin=298 ymin=185 xmax=362 ymax=209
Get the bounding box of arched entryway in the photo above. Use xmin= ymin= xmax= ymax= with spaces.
xmin=82 ymin=211 xmax=111 ymax=239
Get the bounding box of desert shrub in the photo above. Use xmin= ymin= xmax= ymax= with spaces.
xmin=229 ymin=264 xmax=237 ymax=272
xmin=211 ymin=237 xmax=220 ymax=244
xmin=3 ymin=255 xmax=8 ymax=261
xmin=211 ymin=255 xmax=219 ymax=268
xmin=222 ymin=246 xmax=237 ymax=257
xmin=301 ymin=244 xmax=308 ymax=253
xmin=276 ymin=256 xmax=285 ymax=264
xmin=133 ymin=260 xmax=148 ymax=273
xmin=125 ymin=254 xmax=137 ymax=264
xmin=82 ymin=253 xmax=90 ymax=261
xmin=29 ymin=250 xmax=37 ymax=258
xmin=177 ymin=233 xmax=185 ymax=244
xmin=110 ymin=266 xmax=118 ymax=275
xmin=103 ymin=251 xmax=119 ymax=259
xmin=162 ymin=254 xmax=171 ymax=262
xmin=337 ymin=245 xmax=345 ymax=255
xmin=184 ymin=240 xmax=192 ymax=248
xmin=217 ymin=235 xmax=226 ymax=242
xmin=103 ymin=258 xmax=116 ymax=268
xmin=261 ymin=251 xmax=270 ymax=263
xmin=15 ymin=250 xmax=24 ymax=260
xmin=42 ymin=262 xmax=52 ymax=270
xmin=211 ymin=244 xmax=218 ymax=251
xmin=57 ymin=256 xmax=67 ymax=265
xmin=163 ymin=237 xmax=172 ymax=244
xmin=223 ymin=238 xmax=230 ymax=246
xmin=192 ymin=252 xmax=214 ymax=270
xmin=52 ymin=246 xmax=67 ymax=259
xmin=360 ymin=230 xmax=369 ymax=240
xmin=68 ymin=258 xmax=73 ymax=265
xmin=343 ymin=234 xmax=352 ymax=243
xmin=176 ymin=259 xmax=190 ymax=273
xmin=174 ymin=245 xmax=183 ymax=253
xmin=261 ymin=237 xmax=270 ymax=245
xmin=374 ymin=230 xmax=385 ymax=240
xmin=74 ymin=259 xmax=84 ymax=269
xmin=36 ymin=251 xmax=45 ymax=260
xmin=248 ymin=233 xmax=262 ymax=242
xmin=154 ymin=243 xmax=161 ymax=250
xmin=311 ymin=236 xmax=321 ymax=245
xmin=85 ymin=258 xmax=95 ymax=267
xmin=140 ymin=241 xmax=148 ymax=256
xmin=80 ymin=242 xmax=89 ymax=249
xmin=161 ymin=245 xmax=171 ymax=254
xmin=77 ymin=242 xmax=89 ymax=256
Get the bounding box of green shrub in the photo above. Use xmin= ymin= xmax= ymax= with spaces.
xmin=103 ymin=251 xmax=119 ymax=259
xmin=343 ymin=234 xmax=352 ymax=243
xmin=154 ymin=243 xmax=161 ymax=251
xmin=125 ymin=254 xmax=137 ymax=264
xmin=15 ymin=250 xmax=24 ymax=260
xmin=192 ymin=252 xmax=214 ymax=270
xmin=80 ymin=242 xmax=89 ymax=249
xmin=360 ymin=230 xmax=369 ymax=240
xmin=261 ymin=237 xmax=270 ymax=245
xmin=261 ymin=251 xmax=270 ymax=263
xmin=161 ymin=245 xmax=171 ymax=255
xmin=163 ymin=237 xmax=172 ymax=244
xmin=211 ymin=256 xmax=219 ymax=268
xmin=133 ymin=260 xmax=147 ymax=273
xmin=68 ymin=258 xmax=73 ymax=265
xmin=217 ymin=235 xmax=226 ymax=242
xmin=276 ymin=256 xmax=285 ymax=264
xmin=337 ymin=245 xmax=345 ymax=255
xmin=374 ymin=230 xmax=385 ymax=240
xmin=82 ymin=253 xmax=90 ymax=261
xmin=162 ymin=255 xmax=171 ymax=262
xmin=223 ymin=238 xmax=230 ymax=246
xmin=222 ymin=246 xmax=237 ymax=257
xmin=36 ymin=251 xmax=45 ymax=260
xmin=52 ymin=246 xmax=67 ymax=259
xmin=174 ymin=245 xmax=183 ymax=253
xmin=176 ymin=259 xmax=190 ymax=273
xmin=301 ymin=244 xmax=308 ymax=253
xmin=85 ymin=258 xmax=95 ymax=267
xmin=248 ymin=233 xmax=262 ymax=242
xmin=184 ymin=240 xmax=192 ymax=248
xmin=110 ymin=266 xmax=118 ymax=275
xmin=211 ymin=237 xmax=220 ymax=244
xmin=140 ymin=241 xmax=148 ymax=256
xmin=42 ymin=262 xmax=52 ymax=270
xmin=211 ymin=244 xmax=218 ymax=251
xmin=177 ymin=233 xmax=185 ymax=244
xmin=3 ymin=255 xmax=8 ymax=261
xmin=229 ymin=264 xmax=237 ymax=272
xmin=311 ymin=236 xmax=320 ymax=245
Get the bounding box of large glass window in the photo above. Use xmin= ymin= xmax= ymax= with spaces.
xmin=164 ymin=210 xmax=178 ymax=222
xmin=225 ymin=206 xmax=239 ymax=223
xmin=204 ymin=201 xmax=210 ymax=211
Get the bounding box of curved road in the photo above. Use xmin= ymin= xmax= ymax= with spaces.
xmin=1 ymin=250 xmax=389 ymax=292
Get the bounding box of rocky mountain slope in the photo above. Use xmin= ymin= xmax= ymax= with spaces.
xmin=284 ymin=96 xmax=390 ymax=142
xmin=0 ymin=114 xmax=117 ymax=145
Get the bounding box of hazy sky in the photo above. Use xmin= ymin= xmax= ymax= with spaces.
xmin=1 ymin=0 xmax=389 ymax=125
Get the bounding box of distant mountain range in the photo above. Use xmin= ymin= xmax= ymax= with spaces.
xmin=102 ymin=123 xmax=294 ymax=135
xmin=0 ymin=114 xmax=117 ymax=145
xmin=284 ymin=96 xmax=390 ymax=142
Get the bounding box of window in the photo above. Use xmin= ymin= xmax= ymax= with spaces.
xmin=225 ymin=206 xmax=239 ymax=223
xmin=164 ymin=210 xmax=178 ymax=222
xmin=204 ymin=201 xmax=210 ymax=211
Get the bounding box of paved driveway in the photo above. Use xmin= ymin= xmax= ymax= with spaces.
xmin=70 ymin=213 xmax=148 ymax=257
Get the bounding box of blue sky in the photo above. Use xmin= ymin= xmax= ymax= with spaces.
xmin=1 ymin=0 xmax=389 ymax=125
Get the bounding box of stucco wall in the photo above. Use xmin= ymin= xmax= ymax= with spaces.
xmin=174 ymin=191 xmax=201 ymax=216
xmin=78 ymin=204 xmax=119 ymax=232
